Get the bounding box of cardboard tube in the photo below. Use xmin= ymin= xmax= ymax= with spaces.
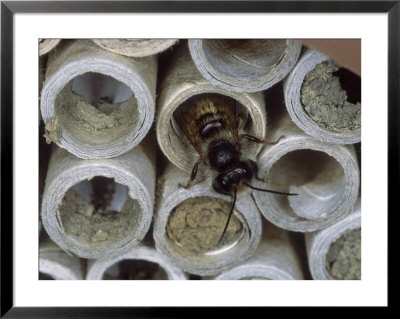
xmin=188 ymin=39 xmax=301 ymax=92
xmin=92 ymin=39 xmax=179 ymax=57
xmin=156 ymin=42 xmax=266 ymax=174
xmin=211 ymin=222 xmax=305 ymax=280
xmin=41 ymin=144 xmax=155 ymax=259
xmin=39 ymin=39 xmax=61 ymax=56
xmin=252 ymin=105 xmax=360 ymax=232
xmin=86 ymin=243 xmax=187 ymax=280
xmin=40 ymin=40 xmax=157 ymax=159
xmin=39 ymin=239 xmax=84 ymax=280
xmin=153 ymin=163 xmax=262 ymax=276
xmin=284 ymin=49 xmax=361 ymax=144
xmin=306 ymin=197 xmax=361 ymax=280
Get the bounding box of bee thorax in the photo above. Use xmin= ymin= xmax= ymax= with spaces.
xmin=207 ymin=139 xmax=240 ymax=172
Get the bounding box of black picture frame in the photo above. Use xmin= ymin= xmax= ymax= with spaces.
xmin=1 ymin=1 xmax=396 ymax=317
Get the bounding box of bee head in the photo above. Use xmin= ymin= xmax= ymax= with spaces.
xmin=212 ymin=160 xmax=254 ymax=195
xmin=207 ymin=139 xmax=240 ymax=172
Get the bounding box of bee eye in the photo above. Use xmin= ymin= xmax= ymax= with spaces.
xmin=212 ymin=174 xmax=232 ymax=195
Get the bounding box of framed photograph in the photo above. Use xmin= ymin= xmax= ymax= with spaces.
xmin=1 ymin=1 xmax=396 ymax=317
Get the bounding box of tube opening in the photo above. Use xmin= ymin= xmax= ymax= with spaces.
xmin=58 ymin=177 xmax=141 ymax=247
xmin=267 ymin=150 xmax=345 ymax=220
xmin=301 ymin=61 xmax=361 ymax=133
xmin=39 ymin=273 xmax=54 ymax=280
xmin=202 ymin=39 xmax=287 ymax=79
xmin=54 ymin=72 xmax=139 ymax=146
xmin=102 ymin=259 xmax=168 ymax=280
xmin=166 ymin=196 xmax=247 ymax=256
xmin=325 ymin=228 xmax=361 ymax=280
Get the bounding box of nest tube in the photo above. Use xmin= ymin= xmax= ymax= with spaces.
xmin=39 ymin=39 xmax=61 ymax=56
xmin=210 ymin=222 xmax=305 ymax=280
xmin=252 ymin=106 xmax=360 ymax=232
xmin=39 ymin=239 xmax=84 ymax=280
xmin=156 ymin=42 xmax=267 ymax=174
xmin=188 ymin=39 xmax=302 ymax=93
xmin=40 ymin=39 xmax=157 ymax=159
xmin=153 ymin=164 xmax=262 ymax=276
xmin=305 ymin=197 xmax=361 ymax=280
xmin=284 ymin=49 xmax=361 ymax=144
xmin=40 ymin=144 xmax=155 ymax=259
xmin=86 ymin=243 xmax=187 ymax=280
xmin=92 ymin=39 xmax=179 ymax=57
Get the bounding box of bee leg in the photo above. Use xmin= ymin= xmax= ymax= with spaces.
xmin=240 ymin=134 xmax=264 ymax=144
xmin=178 ymin=161 xmax=200 ymax=189
xmin=240 ymin=134 xmax=285 ymax=145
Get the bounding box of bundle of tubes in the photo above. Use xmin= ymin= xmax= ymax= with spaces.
xmin=39 ymin=39 xmax=361 ymax=281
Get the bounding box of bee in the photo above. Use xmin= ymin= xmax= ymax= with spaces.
xmin=174 ymin=94 xmax=298 ymax=244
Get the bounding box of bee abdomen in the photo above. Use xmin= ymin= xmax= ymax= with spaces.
xmin=200 ymin=119 xmax=224 ymax=138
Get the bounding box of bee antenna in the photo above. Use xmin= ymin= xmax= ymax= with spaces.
xmin=218 ymin=186 xmax=237 ymax=245
xmin=244 ymin=183 xmax=298 ymax=196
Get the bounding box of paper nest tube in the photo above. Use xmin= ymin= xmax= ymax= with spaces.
xmin=39 ymin=239 xmax=84 ymax=280
xmin=188 ymin=39 xmax=301 ymax=93
xmin=156 ymin=42 xmax=267 ymax=174
xmin=86 ymin=243 xmax=187 ymax=280
xmin=252 ymin=105 xmax=360 ymax=232
xmin=153 ymin=163 xmax=262 ymax=277
xmin=40 ymin=39 xmax=157 ymax=159
xmin=305 ymin=197 xmax=361 ymax=280
xmin=40 ymin=144 xmax=155 ymax=259
xmin=92 ymin=39 xmax=179 ymax=57
xmin=209 ymin=222 xmax=305 ymax=280
xmin=284 ymin=49 xmax=361 ymax=144
xmin=39 ymin=39 xmax=61 ymax=56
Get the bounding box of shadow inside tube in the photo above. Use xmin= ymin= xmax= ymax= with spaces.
xmin=71 ymin=72 xmax=133 ymax=105
xmin=102 ymin=260 xmax=168 ymax=280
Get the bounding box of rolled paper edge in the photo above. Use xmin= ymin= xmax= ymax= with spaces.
xmin=212 ymin=231 xmax=305 ymax=280
xmin=39 ymin=240 xmax=84 ymax=280
xmin=92 ymin=39 xmax=179 ymax=57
